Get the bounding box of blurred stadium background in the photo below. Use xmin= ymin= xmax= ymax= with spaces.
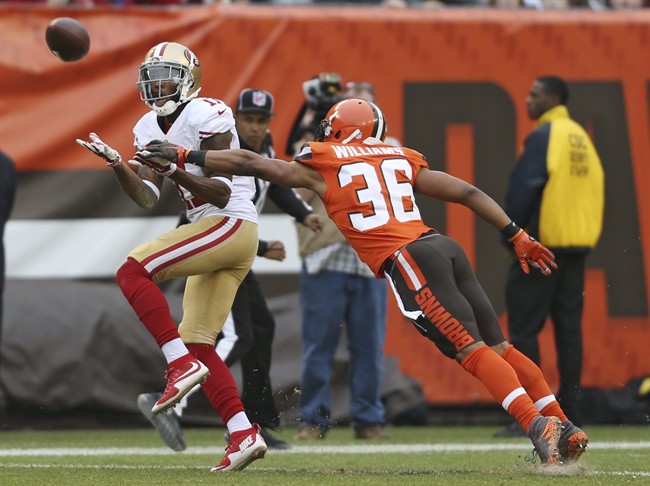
xmin=0 ymin=4 xmax=648 ymax=430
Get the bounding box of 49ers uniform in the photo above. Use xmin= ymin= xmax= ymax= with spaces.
xmin=296 ymin=141 xmax=505 ymax=359
xmin=129 ymin=98 xmax=258 ymax=345
xmin=133 ymin=98 xmax=256 ymax=224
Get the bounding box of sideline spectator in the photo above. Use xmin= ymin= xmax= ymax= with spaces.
xmin=341 ymin=81 xmax=429 ymax=428
xmin=283 ymin=76 xmax=389 ymax=440
xmin=495 ymin=75 xmax=604 ymax=437
xmin=293 ymin=188 xmax=389 ymax=440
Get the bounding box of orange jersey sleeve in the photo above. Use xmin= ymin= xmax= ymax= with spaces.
xmin=297 ymin=141 xmax=433 ymax=276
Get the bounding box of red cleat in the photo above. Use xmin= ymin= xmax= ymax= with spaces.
xmin=151 ymin=356 xmax=209 ymax=415
xmin=211 ymin=424 xmax=267 ymax=472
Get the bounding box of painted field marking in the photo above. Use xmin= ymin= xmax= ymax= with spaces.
xmin=1 ymin=441 xmax=649 ymax=457
xmin=0 ymin=463 xmax=649 ymax=479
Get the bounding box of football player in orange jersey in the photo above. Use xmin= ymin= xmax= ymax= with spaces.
xmin=139 ymin=98 xmax=588 ymax=466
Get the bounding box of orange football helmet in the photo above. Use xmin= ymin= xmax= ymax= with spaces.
xmin=316 ymin=98 xmax=387 ymax=143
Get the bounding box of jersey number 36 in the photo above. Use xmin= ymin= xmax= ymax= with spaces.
xmin=338 ymin=158 xmax=421 ymax=232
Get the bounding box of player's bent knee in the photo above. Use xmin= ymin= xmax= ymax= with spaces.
xmin=411 ymin=316 xmax=469 ymax=360
xmin=455 ymin=341 xmax=485 ymax=363
xmin=179 ymin=324 xmax=219 ymax=347
xmin=116 ymin=258 xmax=150 ymax=295
xmin=116 ymin=258 xmax=147 ymax=281
xmin=490 ymin=341 xmax=511 ymax=356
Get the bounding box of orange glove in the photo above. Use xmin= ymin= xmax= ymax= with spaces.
xmin=142 ymin=141 xmax=203 ymax=166
xmin=508 ymin=227 xmax=557 ymax=276
xmin=134 ymin=141 xmax=191 ymax=176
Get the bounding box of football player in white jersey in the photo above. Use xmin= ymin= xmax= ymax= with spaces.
xmin=137 ymin=89 xmax=324 ymax=453
xmin=76 ymin=42 xmax=266 ymax=472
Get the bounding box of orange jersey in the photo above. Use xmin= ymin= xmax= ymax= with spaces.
xmin=296 ymin=141 xmax=433 ymax=276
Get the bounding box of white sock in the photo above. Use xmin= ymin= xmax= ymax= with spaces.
xmin=227 ymin=412 xmax=252 ymax=434
xmin=161 ymin=338 xmax=190 ymax=364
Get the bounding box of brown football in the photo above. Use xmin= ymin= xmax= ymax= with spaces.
xmin=45 ymin=17 xmax=90 ymax=62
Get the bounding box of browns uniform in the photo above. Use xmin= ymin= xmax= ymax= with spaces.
xmin=296 ymin=140 xmax=503 ymax=359
xmin=296 ymin=142 xmax=430 ymax=276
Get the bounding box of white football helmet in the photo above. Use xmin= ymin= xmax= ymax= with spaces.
xmin=136 ymin=42 xmax=202 ymax=116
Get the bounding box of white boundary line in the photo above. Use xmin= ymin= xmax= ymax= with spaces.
xmin=1 ymin=463 xmax=649 ymax=479
xmin=1 ymin=441 xmax=649 ymax=457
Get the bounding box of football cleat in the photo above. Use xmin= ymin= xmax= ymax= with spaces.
xmin=526 ymin=415 xmax=562 ymax=465
xmin=152 ymin=356 xmax=209 ymax=415
xmin=558 ymin=420 xmax=589 ymax=463
xmin=211 ymin=423 xmax=267 ymax=472
xmin=137 ymin=392 xmax=186 ymax=452
xmin=224 ymin=427 xmax=292 ymax=450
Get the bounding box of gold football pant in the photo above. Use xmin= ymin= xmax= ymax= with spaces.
xmin=127 ymin=216 xmax=258 ymax=345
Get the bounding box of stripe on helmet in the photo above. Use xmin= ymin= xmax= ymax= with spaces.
xmin=368 ymin=100 xmax=386 ymax=140
xmin=342 ymin=129 xmax=362 ymax=144
xmin=150 ymin=42 xmax=170 ymax=59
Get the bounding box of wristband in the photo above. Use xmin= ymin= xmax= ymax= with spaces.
xmin=257 ymin=240 xmax=268 ymax=257
xmin=501 ymin=221 xmax=523 ymax=242
xmin=186 ymin=149 xmax=207 ymax=167
xmin=142 ymin=180 xmax=161 ymax=200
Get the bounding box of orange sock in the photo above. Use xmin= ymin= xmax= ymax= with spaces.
xmin=502 ymin=345 xmax=567 ymax=422
xmin=461 ymin=346 xmax=539 ymax=432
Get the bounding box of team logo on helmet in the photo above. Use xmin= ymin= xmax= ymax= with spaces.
xmin=184 ymin=48 xmax=200 ymax=67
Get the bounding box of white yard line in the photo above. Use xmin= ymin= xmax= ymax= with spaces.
xmin=1 ymin=441 xmax=649 ymax=457
xmin=1 ymin=463 xmax=649 ymax=478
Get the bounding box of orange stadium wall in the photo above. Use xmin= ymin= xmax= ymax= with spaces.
xmin=1 ymin=5 xmax=648 ymax=404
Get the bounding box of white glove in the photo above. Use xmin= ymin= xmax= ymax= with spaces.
xmin=76 ymin=132 xmax=123 ymax=167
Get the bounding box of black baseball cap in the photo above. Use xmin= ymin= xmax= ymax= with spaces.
xmin=236 ymin=89 xmax=275 ymax=116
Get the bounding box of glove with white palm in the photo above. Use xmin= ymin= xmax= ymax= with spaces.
xmin=75 ymin=132 xmax=123 ymax=167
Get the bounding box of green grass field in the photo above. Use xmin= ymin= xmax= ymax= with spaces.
xmin=1 ymin=425 xmax=649 ymax=485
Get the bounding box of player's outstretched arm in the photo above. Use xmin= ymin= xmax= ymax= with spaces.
xmin=139 ymin=143 xmax=322 ymax=194
xmin=76 ymin=132 xmax=161 ymax=209
xmin=415 ymin=169 xmax=512 ymax=229
xmin=414 ymin=168 xmax=556 ymax=276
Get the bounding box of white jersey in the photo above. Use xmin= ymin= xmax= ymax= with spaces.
xmin=133 ymin=97 xmax=257 ymax=224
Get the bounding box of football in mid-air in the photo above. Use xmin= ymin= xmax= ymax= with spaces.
xmin=45 ymin=17 xmax=90 ymax=62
